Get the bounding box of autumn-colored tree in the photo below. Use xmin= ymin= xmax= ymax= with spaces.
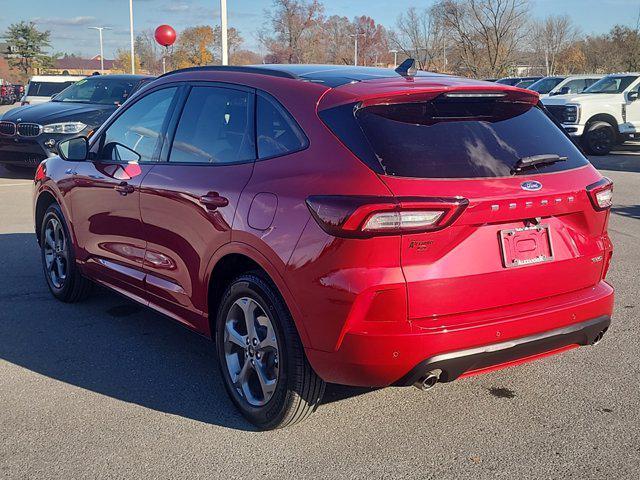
xmin=171 ymin=26 xmax=215 ymax=68
xmin=114 ymin=48 xmax=142 ymax=74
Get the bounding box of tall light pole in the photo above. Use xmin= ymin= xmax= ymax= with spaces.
xmin=350 ymin=33 xmax=364 ymax=66
xmin=220 ymin=0 xmax=228 ymax=65
xmin=88 ymin=27 xmax=111 ymax=73
xmin=129 ymin=0 xmax=135 ymax=73
xmin=389 ymin=49 xmax=398 ymax=68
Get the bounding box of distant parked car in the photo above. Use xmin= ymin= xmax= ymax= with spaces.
xmin=496 ymin=76 xmax=542 ymax=87
xmin=21 ymin=75 xmax=86 ymax=105
xmin=528 ymin=75 xmax=604 ymax=98
xmin=514 ymin=77 xmax=543 ymax=89
xmin=0 ymin=74 xmax=153 ymax=169
xmin=543 ymin=72 xmax=640 ymax=155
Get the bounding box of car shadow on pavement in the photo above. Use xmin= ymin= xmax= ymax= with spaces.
xmin=611 ymin=204 xmax=640 ymax=220
xmin=589 ymin=143 xmax=640 ymax=173
xmin=0 ymin=233 xmax=375 ymax=431
xmin=0 ymin=233 xmax=257 ymax=431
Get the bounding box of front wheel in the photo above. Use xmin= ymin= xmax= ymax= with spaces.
xmin=582 ymin=121 xmax=617 ymax=156
xmin=40 ymin=204 xmax=92 ymax=302
xmin=215 ymin=272 xmax=325 ymax=430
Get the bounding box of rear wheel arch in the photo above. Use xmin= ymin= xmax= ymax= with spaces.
xmin=206 ymin=248 xmax=309 ymax=345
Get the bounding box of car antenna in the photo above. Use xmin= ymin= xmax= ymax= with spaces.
xmin=395 ymin=58 xmax=417 ymax=78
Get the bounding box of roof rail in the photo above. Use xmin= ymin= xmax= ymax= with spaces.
xmin=158 ymin=65 xmax=299 ymax=80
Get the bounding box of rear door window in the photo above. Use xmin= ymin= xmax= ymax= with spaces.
xmin=321 ymin=98 xmax=589 ymax=178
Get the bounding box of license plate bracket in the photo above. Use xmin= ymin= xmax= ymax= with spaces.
xmin=499 ymin=224 xmax=554 ymax=268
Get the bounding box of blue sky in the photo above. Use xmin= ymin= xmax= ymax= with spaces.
xmin=0 ymin=0 xmax=638 ymax=58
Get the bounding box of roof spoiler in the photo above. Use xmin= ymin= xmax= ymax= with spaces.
xmin=395 ymin=58 xmax=417 ymax=78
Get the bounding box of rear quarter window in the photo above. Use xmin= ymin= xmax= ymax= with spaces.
xmin=256 ymin=93 xmax=308 ymax=159
xmin=321 ymin=98 xmax=589 ymax=179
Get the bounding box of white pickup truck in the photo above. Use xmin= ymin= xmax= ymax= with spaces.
xmin=542 ymin=73 xmax=640 ymax=155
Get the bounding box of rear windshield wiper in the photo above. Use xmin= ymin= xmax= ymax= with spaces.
xmin=512 ymin=154 xmax=567 ymax=174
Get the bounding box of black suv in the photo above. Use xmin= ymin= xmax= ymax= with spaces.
xmin=0 ymin=75 xmax=152 ymax=169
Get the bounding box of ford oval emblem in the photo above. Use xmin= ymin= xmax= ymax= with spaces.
xmin=521 ymin=180 xmax=542 ymax=191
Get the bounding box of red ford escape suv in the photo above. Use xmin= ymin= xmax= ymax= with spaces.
xmin=34 ymin=62 xmax=614 ymax=429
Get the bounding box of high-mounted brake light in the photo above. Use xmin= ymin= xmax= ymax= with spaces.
xmin=306 ymin=195 xmax=468 ymax=238
xmin=586 ymin=178 xmax=613 ymax=211
xmin=443 ymin=92 xmax=507 ymax=98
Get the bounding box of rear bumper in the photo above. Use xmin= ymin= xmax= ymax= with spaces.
xmin=396 ymin=315 xmax=610 ymax=386
xmin=305 ymin=281 xmax=614 ymax=387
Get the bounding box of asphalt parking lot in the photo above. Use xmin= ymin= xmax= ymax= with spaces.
xmin=0 ymin=102 xmax=639 ymax=479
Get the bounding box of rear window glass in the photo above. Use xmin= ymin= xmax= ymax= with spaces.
xmin=323 ymin=99 xmax=588 ymax=179
xmin=26 ymin=81 xmax=75 ymax=97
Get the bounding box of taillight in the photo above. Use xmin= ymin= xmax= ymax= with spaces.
xmin=306 ymin=195 xmax=468 ymax=238
xmin=586 ymin=178 xmax=613 ymax=211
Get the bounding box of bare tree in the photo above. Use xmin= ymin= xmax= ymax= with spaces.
xmin=531 ymin=15 xmax=579 ymax=75
xmin=323 ymin=15 xmax=354 ymax=65
xmin=391 ymin=7 xmax=440 ymax=70
xmin=353 ymin=16 xmax=389 ymax=67
xmin=259 ymin=0 xmax=324 ymax=63
xmin=433 ymin=0 xmax=530 ymax=77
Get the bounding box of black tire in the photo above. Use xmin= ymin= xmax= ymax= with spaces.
xmin=215 ymin=272 xmax=325 ymax=430
xmin=582 ymin=121 xmax=617 ymax=156
xmin=40 ymin=203 xmax=92 ymax=302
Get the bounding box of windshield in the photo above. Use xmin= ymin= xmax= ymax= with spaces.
xmin=53 ymin=77 xmax=138 ymax=105
xmin=529 ymin=77 xmax=564 ymax=94
xmin=584 ymin=75 xmax=638 ymax=94
xmin=26 ymin=81 xmax=76 ymax=97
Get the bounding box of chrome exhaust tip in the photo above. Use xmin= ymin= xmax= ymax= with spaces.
xmin=414 ymin=369 xmax=441 ymax=391
xmin=592 ymin=328 xmax=608 ymax=345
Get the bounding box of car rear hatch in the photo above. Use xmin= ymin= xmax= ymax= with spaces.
xmin=318 ymin=80 xmax=612 ymax=324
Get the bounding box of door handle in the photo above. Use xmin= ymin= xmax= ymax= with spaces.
xmin=199 ymin=192 xmax=229 ymax=210
xmin=115 ymin=182 xmax=135 ymax=196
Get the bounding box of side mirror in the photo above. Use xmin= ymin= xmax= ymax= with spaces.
xmin=57 ymin=137 xmax=88 ymax=161
xmin=554 ymin=86 xmax=571 ymax=96
xmin=628 ymin=91 xmax=639 ymax=102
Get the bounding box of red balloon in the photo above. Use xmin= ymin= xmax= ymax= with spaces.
xmin=154 ymin=25 xmax=176 ymax=47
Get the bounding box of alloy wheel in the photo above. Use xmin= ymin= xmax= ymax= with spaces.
xmin=223 ymin=297 xmax=280 ymax=407
xmin=43 ymin=217 xmax=68 ymax=289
